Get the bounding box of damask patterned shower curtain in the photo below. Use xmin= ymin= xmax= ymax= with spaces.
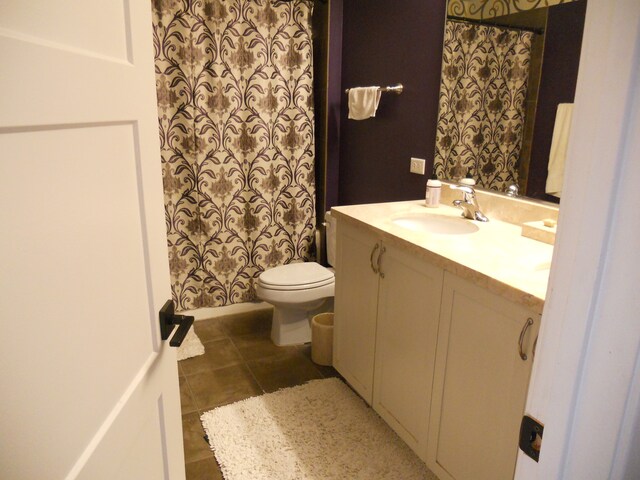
xmin=434 ymin=20 xmax=533 ymax=191
xmin=152 ymin=0 xmax=316 ymax=311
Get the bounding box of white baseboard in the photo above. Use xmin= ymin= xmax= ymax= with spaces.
xmin=182 ymin=301 xmax=272 ymax=321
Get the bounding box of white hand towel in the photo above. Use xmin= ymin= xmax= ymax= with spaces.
xmin=546 ymin=103 xmax=574 ymax=198
xmin=348 ymin=87 xmax=382 ymax=120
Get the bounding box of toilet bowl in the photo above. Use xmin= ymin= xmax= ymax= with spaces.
xmin=256 ymin=212 xmax=337 ymax=346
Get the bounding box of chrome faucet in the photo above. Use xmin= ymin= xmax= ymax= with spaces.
xmin=506 ymin=184 xmax=519 ymax=198
xmin=450 ymin=184 xmax=489 ymax=222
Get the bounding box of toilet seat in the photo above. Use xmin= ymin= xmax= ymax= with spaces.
xmin=258 ymin=262 xmax=334 ymax=291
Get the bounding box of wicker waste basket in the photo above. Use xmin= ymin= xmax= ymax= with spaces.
xmin=311 ymin=312 xmax=334 ymax=366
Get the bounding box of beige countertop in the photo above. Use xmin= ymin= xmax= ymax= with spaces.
xmin=331 ymin=200 xmax=554 ymax=314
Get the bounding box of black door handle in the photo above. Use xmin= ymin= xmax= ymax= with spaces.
xmin=159 ymin=300 xmax=194 ymax=347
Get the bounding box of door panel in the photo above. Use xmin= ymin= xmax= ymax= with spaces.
xmin=75 ymin=351 xmax=177 ymax=479
xmin=0 ymin=2 xmax=130 ymax=60
xmin=0 ymin=1 xmax=183 ymax=479
xmin=1 ymin=124 xmax=156 ymax=476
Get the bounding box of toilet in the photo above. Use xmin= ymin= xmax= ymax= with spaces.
xmin=256 ymin=212 xmax=337 ymax=346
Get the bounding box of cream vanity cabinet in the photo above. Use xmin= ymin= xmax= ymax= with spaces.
xmin=333 ymin=220 xmax=443 ymax=461
xmin=427 ymin=273 xmax=540 ymax=480
xmin=333 ymin=215 xmax=541 ymax=477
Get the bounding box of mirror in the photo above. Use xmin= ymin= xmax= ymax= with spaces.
xmin=433 ymin=0 xmax=587 ymax=203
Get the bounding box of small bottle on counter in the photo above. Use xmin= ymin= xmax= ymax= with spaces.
xmin=460 ymin=171 xmax=476 ymax=186
xmin=425 ymin=171 xmax=441 ymax=208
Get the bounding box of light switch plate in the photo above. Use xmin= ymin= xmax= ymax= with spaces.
xmin=410 ymin=157 xmax=426 ymax=175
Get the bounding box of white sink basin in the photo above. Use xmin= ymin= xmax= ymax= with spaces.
xmin=391 ymin=213 xmax=480 ymax=235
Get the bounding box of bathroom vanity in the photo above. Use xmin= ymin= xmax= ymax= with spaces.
xmin=331 ymin=196 xmax=555 ymax=480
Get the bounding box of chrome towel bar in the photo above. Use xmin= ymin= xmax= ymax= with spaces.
xmin=344 ymin=83 xmax=403 ymax=95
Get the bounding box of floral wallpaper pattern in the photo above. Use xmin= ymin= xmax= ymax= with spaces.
xmin=434 ymin=20 xmax=533 ymax=191
xmin=152 ymin=0 xmax=316 ymax=311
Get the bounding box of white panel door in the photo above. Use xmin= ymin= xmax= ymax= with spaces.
xmin=0 ymin=2 xmax=184 ymax=479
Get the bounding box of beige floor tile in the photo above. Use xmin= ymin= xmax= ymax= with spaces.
xmin=296 ymin=344 xmax=341 ymax=379
xmin=247 ymin=350 xmax=324 ymax=393
xmin=188 ymin=364 xmax=263 ymax=411
xmin=180 ymin=376 xmax=198 ymax=415
xmin=180 ymin=338 xmax=244 ymax=376
xmin=185 ymin=457 xmax=223 ymax=480
xmin=180 ymin=308 xmax=341 ymax=476
xmin=231 ymin=331 xmax=299 ymax=362
xmin=193 ymin=318 xmax=227 ymax=343
xmin=219 ymin=308 xmax=273 ymax=337
xmin=181 ymin=412 xmax=213 ymax=464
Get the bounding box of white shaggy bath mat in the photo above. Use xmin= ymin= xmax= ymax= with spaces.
xmin=176 ymin=326 xmax=204 ymax=361
xmin=201 ymin=378 xmax=438 ymax=480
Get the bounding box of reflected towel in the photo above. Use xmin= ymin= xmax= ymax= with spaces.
xmin=546 ymin=103 xmax=574 ymax=198
xmin=348 ymin=87 xmax=382 ymax=120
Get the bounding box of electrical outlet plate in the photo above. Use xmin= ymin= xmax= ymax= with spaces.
xmin=410 ymin=157 xmax=426 ymax=175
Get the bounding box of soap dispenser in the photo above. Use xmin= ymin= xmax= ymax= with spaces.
xmin=425 ymin=171 xmax=441 ymax=208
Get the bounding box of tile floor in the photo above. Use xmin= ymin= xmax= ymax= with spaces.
xmin=178 ymin=308 xmax=339 ymax=479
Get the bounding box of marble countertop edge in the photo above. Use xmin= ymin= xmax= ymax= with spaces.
xmin=331 ymin=200 xmax=553 ymax=314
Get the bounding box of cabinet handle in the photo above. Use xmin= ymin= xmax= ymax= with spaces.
xmin=370 ymin=243 xmax=380 ymax=274
xmin=377 ymin=246 xmax=386 ymax=279
xmin=519 ymin=317 xmax=534 ymax=361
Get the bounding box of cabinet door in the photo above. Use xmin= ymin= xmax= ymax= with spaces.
xmin=428 ymin=273 xmax=540 ymax=480
xmin=373 ymin=243 xmax=443 ymax=461
xmin=333 ymin=221 xmax=380 ymax=404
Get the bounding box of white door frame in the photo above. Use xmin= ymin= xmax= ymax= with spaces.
xmin=516 ymin=0 xmax=640 ymax=478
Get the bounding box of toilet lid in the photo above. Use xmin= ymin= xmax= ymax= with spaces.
xmin=259 ymin=262 xmax=334 ymax=290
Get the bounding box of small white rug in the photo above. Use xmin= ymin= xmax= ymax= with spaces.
xmin=201 ymin=378 xmax=438 ymax=480
xmin=176 ymin=326 xmax=204 ymax=361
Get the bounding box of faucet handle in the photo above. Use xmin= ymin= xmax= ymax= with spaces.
xmin=450 ymin=183 xmax=489 ymax=222
xmin=506 ymin=184 xmax=519 ymax=197
xmin=449 ymin=184 xmax=476 ymax=196
xmin=450 ymin=183 xmax=477 ymax=203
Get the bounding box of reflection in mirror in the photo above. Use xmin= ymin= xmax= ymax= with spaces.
xmin=433 ymin=0 xmax=587 ymax=203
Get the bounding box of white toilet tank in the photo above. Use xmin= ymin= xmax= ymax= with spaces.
xmin=325 ymin=211 xmax=337 ymax=267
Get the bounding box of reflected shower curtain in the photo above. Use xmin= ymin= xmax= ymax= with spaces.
xmin=434 ymin=20 xmax=533 ymax=191
xmin=152 ymin=0 xmax=316 ymax=310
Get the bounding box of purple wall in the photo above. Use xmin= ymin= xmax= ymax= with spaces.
xmin=333 ymin=0 xmax=446 ymax=206
xmin=324 ymin=0 xmax=343 ymax=212
xmin=526 ymin=0 xmax=587 ymax=202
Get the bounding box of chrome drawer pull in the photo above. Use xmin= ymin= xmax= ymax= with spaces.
xmin=519 ymin=317 xmax=534 ymax=361
xmin=378 ymin=246 xmax=386 ymax=279
xmin=370 ymin=243 xmax=380 ymax=274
